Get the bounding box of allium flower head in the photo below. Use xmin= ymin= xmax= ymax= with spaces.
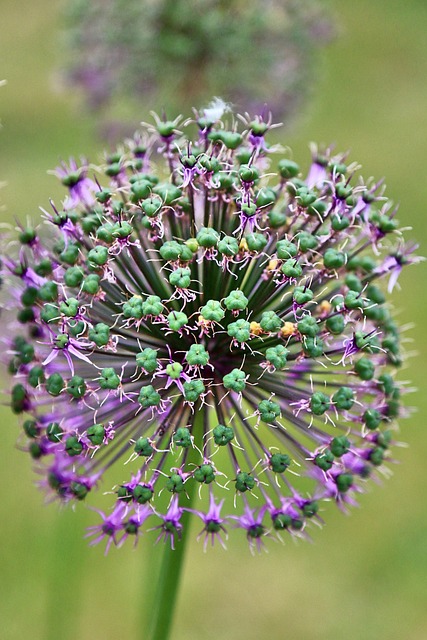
xmin=2 ymin=105 xmax=419 ymax=551
xmin=62 ymin=0 xmax=332 ymax=133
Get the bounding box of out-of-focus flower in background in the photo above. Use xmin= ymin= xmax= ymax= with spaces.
xmin=60 ymin=0 xmax=333 ymax=139
xmin=2 ymin=104 xmax=419 ymax=553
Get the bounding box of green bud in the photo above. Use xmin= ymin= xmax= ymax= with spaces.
xmin=82 ymin=274 xmax=100 ymax=295
xmin=302 ymin=337 xmax=324 ymax=358
xmin=227 ymin=319 xmax=251 ymax=343
xmin=344 ymin=291 xmax=364 ymax=310
xmin=160 ymin=241 xmax=185 ymax=262
xmin=165 ymin=362 xmax=183 ymax=379
xmin=65 ymin=436 xmax=83 ymax=457
xmin=325 ymin=314 xmax=345 ymax=335
xmin=265 ymin=345 xmax=289 ymax=369
xmin=71 ymin=482 xmax=89 ymax=500
xmin=46 ymin=373 xmax=65 ymax=396
xmin=194 ymin=464 xmax=215 ymax=484
xmin=270 ymin=452 xmax=291 ymax=473
xmin=134 ymin=437 xmax=154 ymax=457
xmin=302 ymin=500 xmax=319 ymax=518
xmin=167 ymin=310 xmax=188 ymax=331
xmin=345 ymin=274 xmax=363 ymax=292
xmin=215 ymin=131 xmax=243 ymax=150
xmin=141 ymin=295 xmax=163 ymax=317
xmin=298 ymin=316 xmax=319 ymax=337
xmin=278 ymin=159 xmax=299 ymax=179
xmin=21 ymin=286 xmax=38 ymax=307
xmin=310 ymin=392 xmax=330 ymax=415
xmin=331 ymin=213 xmax=350 ymax=231
xmin=377 ymin=430 xmax=392 ymax=449
xmin=11 ymin=383 xmax=27 ymax=413
xmin=281 ymin=259 xmax=302 ymax=278
xmin=314 ymin=449 xmax=334 ymax=471
xmin=136 ymin=348 xmax=158 ymax=373
xmin=46 ymin=421 xmax=63 ymax=443
xmin=19 ymin=227 xmax=36 ymax=244
xmin=169 ymin=267 xmax=191 ymax=289
xmin=183 ymin=379 xmax=205 ymax=402
xmin=38 ymin=281 xmax=58 ymax=302
xmin=296 ymin=231 xmax=318 ymax=253
xmin=273 ymin=513 xmax=293 ymax=530
xmin=185 ymin=344 xmax=209 ymax=367
xmin=87 ymin=246 xmax=109 ymax=269
xmin=213 ymin=424 xmax=234 ymax=446
xmin=166 ymin=473 xmax=185 ymax=494
xmin=133 ymin=484 xmax=153 ymax=504
xmin=258 ymin=399 xmax=281 ymax=423
xmin=223 ymin=369 xmax=246 ymax=392
xmin=153 ymin=183 xmax=182 ymax=205
xmin=23 ymin=419 xmax=39 ymax=438
xmin=256 ymin=187 xmax=276 ymax=208
xmin=196 ymin=227 xmax=220 ymax=248
xmin=99 ymin=368 xmax=120 ymax=390
xmin=224 ymin=289 xmax=248 ymax=312
xmin=369 ymin=447 xmax=385 ymax=466
xmin=67 ymin=375 xmax=87 ymax=399
xmin=239 ymin=164 xmax=259 ymax=183
xmin=60 ymin=298 xmax=79 ymax=317
xmin=268 ymin=209 xmax=288 ymax=228
xmin=323 ymin=248 xmax=346 ymax=270
xmin=29 ymin=442 xmax=43 ymax=459
xmin=245 ymin=232 xmax=268 ymax=252
xmin=59 ymin=243 xmax=80 ymax=265
xmin=173 ymin=427 xmax=192 ymax=448
xmin=200 ymin=300 xmax=224 ymax=322
xmin=276 ymin=240 xmax=298 ymax=260
xmin=138 ymin=385 xmax=161 ymax=408
xmin=332 ymin=387 xmax=354 ymax=411
xmin=293 ymin=286 xmax=313 ymax=305
xmin=89 ymin=323 xmax=110 ymax=347
xmin=336 ymin=473 xmax=353 ymax=493
xmin=34 ymin=258 xmax=53 ymax=277
xmin=363 ymin=408 xmax=382 ymax=430
xmin=330 ymin=436 xmax=350 ymax=457
xmin=117 ymin=485 xmax=133 ymax=503
xmin=218 ymin=235 xmax=239 ymax=256
xmin=123 ymin=296 xmax=144 ymax=320
xmin=87 ymin=424 xmax=105 ymax=446
xmin=354 ymin=357 xmax=375 ymax=380
xmin=235 ymin=472 xmax=255 ymax=493
xmin=68 ymin=320 xmax=85 ymax=338
xmin=259 ymin=311 xmax=282 ymax=333
xmin=64 ymin=267 xmax=84 ymax=288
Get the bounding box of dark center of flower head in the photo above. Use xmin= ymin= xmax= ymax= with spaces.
xmin=3 ymin=104 xmax=417 ymax=551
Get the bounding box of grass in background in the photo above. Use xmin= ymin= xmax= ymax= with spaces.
xmin=1 ymin=1 xmax=427 ymax=638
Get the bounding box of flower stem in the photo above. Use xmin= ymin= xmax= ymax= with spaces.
xmin=147 ymin=408 xmax=204 ymax=640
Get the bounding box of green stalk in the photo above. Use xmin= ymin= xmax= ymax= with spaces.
xmin=44 ymin=509 xmax=84 ymax=640
xmin=147 ymin=408 xmax=204 ymax=640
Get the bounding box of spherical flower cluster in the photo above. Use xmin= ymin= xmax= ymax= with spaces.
xmin=62 ymin=0 xmax=332 ymax=132
xmin=2 ymin=104 xmax=418 ymax=552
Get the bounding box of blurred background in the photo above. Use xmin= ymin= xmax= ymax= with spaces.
xmin=1 ymin=0 xmax=427 ymax=639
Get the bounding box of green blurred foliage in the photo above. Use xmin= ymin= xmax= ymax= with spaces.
xmin=1 ymin=1 xmax=427 ymax=639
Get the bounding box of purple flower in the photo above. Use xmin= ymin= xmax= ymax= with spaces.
xmin=2 ymin=106 xmax=418 ymax=551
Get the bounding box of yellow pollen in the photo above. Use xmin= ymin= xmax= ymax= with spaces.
xmin=239 ymin=238 xmax=249 ymax=252
xmin=250 ymin=321 xmax=263 ymax=336
xmin=318 ymin=300 xmax=332 ymax=315
xmin=280 ymin=322 xmax=296 ymax=337
xmin=266 ymin=259 xmax=279 ymax=271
